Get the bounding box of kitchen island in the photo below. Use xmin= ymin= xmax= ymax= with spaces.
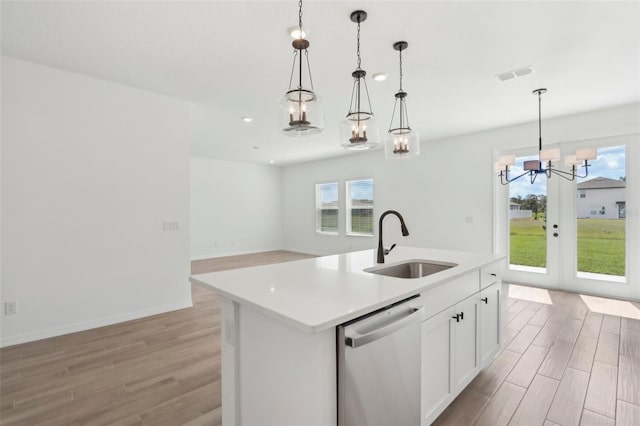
xmin=190 ymin=246 xmax=505 ymax=425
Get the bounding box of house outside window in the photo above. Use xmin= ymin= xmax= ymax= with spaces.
xmin=315 ymin=182 xmax=339 ymax=234
xmin=578 ymin=190 xmax=586 ymax=198
xmin=346 ymin=179 xmax=374 ymax=236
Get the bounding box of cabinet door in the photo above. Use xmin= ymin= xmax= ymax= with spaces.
xmin=453 ymin=296 xmax=480 ymax=392
xmin=421 ymin=307 xmax=455 ymax=426
xmin=479 ymin=281 xmax=501 ymax=369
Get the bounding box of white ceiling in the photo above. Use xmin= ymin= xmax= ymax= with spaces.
xmin=2 ymin=1 xmax=639 ymax=166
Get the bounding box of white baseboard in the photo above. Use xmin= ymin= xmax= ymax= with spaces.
xmin=282 ymin=247 xmax=335 ymax=257
xmin=190 ymin=247 xmax=286 ymax=261
xmin=0 ymin=299 xmax=194 ymax=348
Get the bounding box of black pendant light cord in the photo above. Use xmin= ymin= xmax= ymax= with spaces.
xmin=398 ymin=47 xmax=403 ymax=91
xmin=287 ymin=0 xmax=314 ymax=92
xmin=356 ymin=17 xmax=361 ymax=69
xmin=538 ymin=90 xmax=543 ymax=153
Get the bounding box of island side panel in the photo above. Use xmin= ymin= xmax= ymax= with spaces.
xmin=237 ymin=302 xmax=337 ymax=425
xmin=219 ymin=296 xmax=240 ymax=426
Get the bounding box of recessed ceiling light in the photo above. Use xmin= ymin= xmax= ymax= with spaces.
xmin=495 ymin=65 xmax=534 ymax=82
xmin=287 ymin=25 xmax=308 ymax=39
xmin=372 ymin=72 xmax=388 ymax=82
xmin=242 ymin=116 xmax=253 ymax=123
xmin=252 ymin=146 xmax=260 ymax=150
xmin=269 ymin=160 xmax=276 ymax=164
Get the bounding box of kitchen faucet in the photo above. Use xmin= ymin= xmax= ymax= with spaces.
xmin=377 ymin=210 xmax=410 ymax=263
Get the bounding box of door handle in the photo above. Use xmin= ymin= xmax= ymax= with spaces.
xmin=452 ymin=313 xmax=460 ymax=322
xmin=481 ymin=297 xmax=488 ymax=304
xmin=345 ymin=307 xmax=425 ymax=348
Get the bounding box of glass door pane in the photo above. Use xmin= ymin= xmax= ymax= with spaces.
xmin=508 ymin=154 xmax=548 ymax=272
xmin=576 ymin=145 xmax=626 ymax=279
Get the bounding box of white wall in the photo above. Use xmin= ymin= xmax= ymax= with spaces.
xmin=190 ymin=157 xmax=283 ymax=259
xmin=282 ymin=104 xmax=640 ymax=257
xmin=281 ymin=138 xmax=494 ymax=256
xmin=1 ymin=57 xmax=192 ymax=346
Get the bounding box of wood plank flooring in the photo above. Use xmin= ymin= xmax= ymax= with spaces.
xmin=1 ymin=250 xmax=639 ymax=425
xmin=434 ymin=285 xmax=640 ymax=426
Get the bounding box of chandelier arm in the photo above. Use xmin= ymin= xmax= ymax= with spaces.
xmin=363 ymin=76 xmax=373 ymax=114
xmin=403 ymin=99 xmax=411 ymax=129
xmin=389 ymin=98 xmax=398 ymax=132
xmin=305 ymin=49 xmax=314 ymax=90
xmin=575 ymin=162 xmax=590 ymax=179
xmin=500 ymin=169 xmax=531 ymax=185
xmin=288 ymin=50 xmax=297 ymax=90
xmin=549 ymin=168 xmax=576 ymax=181
xmin=347 ymin=79 xmax=357 ymax=116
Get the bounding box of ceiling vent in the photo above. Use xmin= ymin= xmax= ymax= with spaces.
xmin=495 ymin=65 xmax=534 ymax=82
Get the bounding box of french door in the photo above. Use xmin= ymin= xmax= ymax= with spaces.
xmin=496 ymin=136 xmax=637 ymax=300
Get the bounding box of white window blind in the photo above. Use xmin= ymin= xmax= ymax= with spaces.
xmin=315 ymin=182 xmax=339 ymax=234
xmin=346 ymin=179 xmax=374 ymax=235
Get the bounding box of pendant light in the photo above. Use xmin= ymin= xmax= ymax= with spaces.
xmin=340 ymin=10 xmax=379 ymax=150
xmin=384 ymin=41 xmax=419 ymax=159
xmin=280 ymin=0 xmax=323 ymax=136
xmin=496 ymin=88 xmax=596 ymax=184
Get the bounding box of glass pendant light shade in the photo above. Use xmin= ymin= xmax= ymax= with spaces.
xmin=340 ymin=111 xmax=379 ymax=150
xmin=384 ymin=128 xmax=420 ymax=159
xmin=280 ymin=85 xmax=324 ymax=136
xmin=341 ymin=10 xmax=379 ymax=150
xmin=385 ymin=41 xmax=419 ymax=159
xmin=281 ymin=1 xmax=323 ymax=137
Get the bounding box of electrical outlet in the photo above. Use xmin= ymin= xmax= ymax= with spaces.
xmin=5 ymin=301 xmax=17 ymax=315
xmin=162 ymin=221 xmax=182 ymax=232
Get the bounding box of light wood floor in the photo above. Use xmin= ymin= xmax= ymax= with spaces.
xmin=434 ymin=285 xmax=640 ymax=426
xmin=1 ymin=250 xmax=639 ymax=425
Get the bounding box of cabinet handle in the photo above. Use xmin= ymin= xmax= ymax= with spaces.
xmin=452 ymin=314 xmax=460 ymax=323
xmin=490 ymin=273 xmax=497 ymax=277
xmin=481 ymin=297 xmax=488 ymax=304
xmin=459 ymin=311 xmax=464 ymax=320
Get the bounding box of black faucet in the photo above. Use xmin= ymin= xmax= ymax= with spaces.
xmin=377 ymin=210 xmax=410 ymax=263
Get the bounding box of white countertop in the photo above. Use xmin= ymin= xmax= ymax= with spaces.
xmin=190 ymin=246 xmax=504 ymax=333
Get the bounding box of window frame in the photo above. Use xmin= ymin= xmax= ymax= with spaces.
xmin=345 ymin=178 xmax=374 ymax=237
xmin=315 ymin=182 xmax=339 ymax=235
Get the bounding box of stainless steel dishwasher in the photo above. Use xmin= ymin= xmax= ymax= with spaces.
xmin=337 ymin=294 xmax=425 ymax=426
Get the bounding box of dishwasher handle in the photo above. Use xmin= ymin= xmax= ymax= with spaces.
xmin=345 ymin=306 xmax=425 ymax=348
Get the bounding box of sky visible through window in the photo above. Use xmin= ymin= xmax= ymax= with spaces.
xmin=319 ymin=183 xmax=338 ymax=205
xmin=320 ymin=179 xmax=374 ymax=203
xmin=509 ymin=145 xmax=626 ymax=198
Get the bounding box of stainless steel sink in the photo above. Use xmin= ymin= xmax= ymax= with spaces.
xmin=365 ymin=260 xmax=457 ymax=279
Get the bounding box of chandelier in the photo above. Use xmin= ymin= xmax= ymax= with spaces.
xmin=280 ymin=0 xmax=323 ymax=136
xmin=496 ymin=88 xmax=596 ymax=184
xmin=340 ymin=10 xmax=379 ymax=150
xmin=384 ymin=41 xmax=419 ymax=159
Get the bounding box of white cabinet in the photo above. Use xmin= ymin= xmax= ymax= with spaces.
xmin=453 ymin=295 xmax=480 ymax=391
xmin=479 ymin=281 xmax=501 ymax=369
xmin=421 ymin=294 xmax=480 ymax=426
xmin=421 ymin=261 xmax=503 ymax=425
xmin=421 ymin=306 xmax=455 ymax=425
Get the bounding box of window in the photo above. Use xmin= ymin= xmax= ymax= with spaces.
xmin=578 ymin=190 xmax=586 ymax=198
xmin=346 ymin=179 xmax=374 ymax=235
xmin=315 ymin=182 xmax=338 ymax=234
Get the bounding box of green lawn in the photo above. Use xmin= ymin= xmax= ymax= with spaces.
xmin=510 ymin=218 xmax=625 ymax=276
